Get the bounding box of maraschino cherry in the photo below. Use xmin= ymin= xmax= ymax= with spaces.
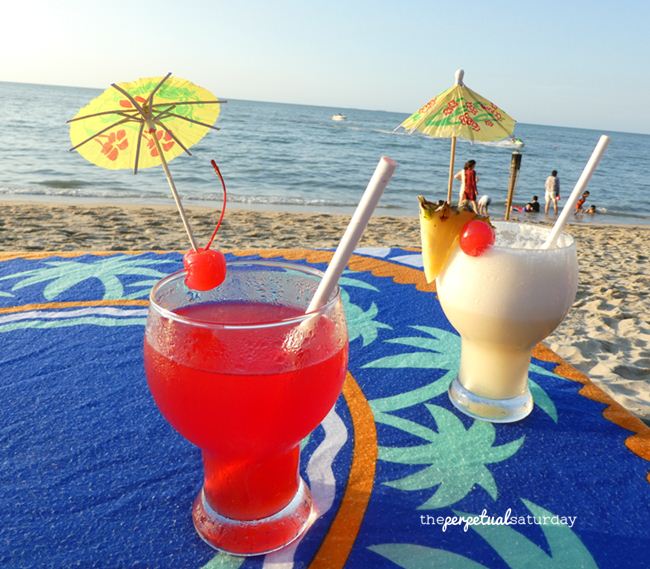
xmin=183 ymin=160 xmax=228 ymax=291
xmin=459 ymin=219 xmax=495 ymax=257
xmin=184 ymin=248 xmax=226 ymax=291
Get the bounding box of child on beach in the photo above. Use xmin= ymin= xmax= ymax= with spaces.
xmin=455 ymin=160 xmax=479 ymax=213
xmin=586 ymin=205 xmax=597 ymax=215
xmin=477 ymin=194 xmax=491 ymax=216
xmin=544 ymin=170 xmax=560 ymax=215
xmin=574 ymin=191 xmax=590 ymax=214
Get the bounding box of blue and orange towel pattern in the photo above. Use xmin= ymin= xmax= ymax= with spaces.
xmin=0 ymin=248 xmax=648 ymax=569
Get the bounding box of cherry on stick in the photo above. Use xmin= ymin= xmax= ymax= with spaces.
xmin=184 ymin=248 xmax=226 ymax=291
xmin=183 ymin=159 xmax=228 ymax=291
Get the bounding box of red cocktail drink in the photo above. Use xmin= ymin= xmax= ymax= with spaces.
xmin=145 ymin=302 xmax=346 ymax=518
xmin=144 ymin=262 xmax=348 ymax=555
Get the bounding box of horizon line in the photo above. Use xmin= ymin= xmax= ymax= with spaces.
xmin=2 ymin=79 xmax=649 ymax=137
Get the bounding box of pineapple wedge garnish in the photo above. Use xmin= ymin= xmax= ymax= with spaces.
xmin=418 ymin=196 xmax=489 ymax=283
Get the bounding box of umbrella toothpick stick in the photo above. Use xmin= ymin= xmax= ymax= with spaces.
xmin=446 ymin=136 xmax=457 ymax=204
xmin=446 ymin=69 xmax=464 ymax=205
xmin=148 ymin=121 xmax=199 ymax=251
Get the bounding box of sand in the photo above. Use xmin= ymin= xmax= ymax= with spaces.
xmin=1 ymin=199 xmax=648 ymax=421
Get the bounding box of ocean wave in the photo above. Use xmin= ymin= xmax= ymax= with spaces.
xmin=0 ymin=185 xmax=406 ymax=211
xmin=215 ymin=193 xmax=404 ymax=210
xmin=31 ymin=168 xmax=66 ymax=176
xmin=35 ymin=179 xmax=94 ymax=189
xmin=372 ymin=128 xmax=403 ymax=135
xmin=0 ymin=185 xmax=156 ymax=200
xmin=585 ymin=208 xmax=650 ymax=221
xmin=500 ymin=204 xmax=650 ymax=224
xmin=1 ymin=185 xmax=646 ymax=222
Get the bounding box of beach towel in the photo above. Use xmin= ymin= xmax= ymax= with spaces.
xmin=0 ymin=248 xmax=648 ymax=568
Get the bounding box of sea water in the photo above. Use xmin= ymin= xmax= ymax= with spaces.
xmin=1 ymin=81 xmax=648 ymax=226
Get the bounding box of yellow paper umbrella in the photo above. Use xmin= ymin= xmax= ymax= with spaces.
xmin=68 ymin=73 xmax=223 ymax=249
xmin=397 ymin=69 xmax=516 ymax=203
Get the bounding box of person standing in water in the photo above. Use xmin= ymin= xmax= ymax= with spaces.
xmin=544 ymin=170 xmax=561 ymax=215
xmin=455 ymin=160 xmax=479 ymax=213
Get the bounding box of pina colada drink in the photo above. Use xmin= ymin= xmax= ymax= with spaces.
xmin=418 ymin=198 xmax=578 ymax=423
xmin=437 ymin=222 xmax=577 ymax=421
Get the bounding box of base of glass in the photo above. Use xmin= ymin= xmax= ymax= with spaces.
xmin=192 ymin=478 xmax=313 ymax=556
xmin=448 ymin=377 xmax=533 ymax=423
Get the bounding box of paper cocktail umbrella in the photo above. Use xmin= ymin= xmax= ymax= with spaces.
xmin=68 ymin=73 xmax=223 ymax=249
xmin=396 ymin=69 xmax=516 ymax=204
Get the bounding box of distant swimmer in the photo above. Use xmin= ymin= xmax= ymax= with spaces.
xmin=586 ymin=205 xmax=597 ymax=215
xmin=524 ymin=195 xmax=540 ymax=213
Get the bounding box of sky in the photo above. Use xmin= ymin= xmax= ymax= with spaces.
xmin=3 ymin=0 xmax=649 ymax=134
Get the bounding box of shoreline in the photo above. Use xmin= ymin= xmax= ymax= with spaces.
xmin=0 ymin=193 xmax=376 ymax=218
xmin=1 ymin=199 xmax=648 ymax=422
xmin=1 ymin=193 xmax=648 ymax=228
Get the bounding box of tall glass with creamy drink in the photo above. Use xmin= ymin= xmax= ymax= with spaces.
xmin=437 ymin=222 xmax=578 ymax=422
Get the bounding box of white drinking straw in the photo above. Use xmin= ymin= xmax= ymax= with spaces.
xmin=282 ymin=156 xmax=396 ymax=352
xmin=305 ymin=155 xmax=398 ymax=313
xmin=542 ymin=135 xmax=610 ymax=249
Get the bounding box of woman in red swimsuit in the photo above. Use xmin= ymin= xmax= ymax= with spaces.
xmin=460 ymin=160 xmax=479 ymax=213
